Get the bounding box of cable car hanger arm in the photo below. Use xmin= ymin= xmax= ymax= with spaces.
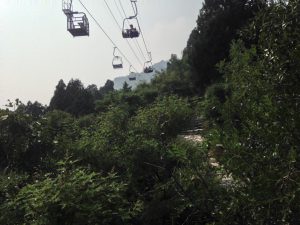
xmin=129 ymin=0 xmax=138 ymax=19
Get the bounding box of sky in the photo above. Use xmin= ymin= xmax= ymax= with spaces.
xmin=0 ymin=0 xmax=203 ymax=107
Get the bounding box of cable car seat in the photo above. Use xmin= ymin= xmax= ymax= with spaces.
xmin=122 ymin=28 xmax=139 ymax=38
xmin=130 ymin=28 xmax=139 ymax=38
xmin=113 ymin=64 xmax=123 ymax=69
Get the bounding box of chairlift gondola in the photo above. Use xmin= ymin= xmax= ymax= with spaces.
xmin=143 ymin=52 xmax=154 ymax=73
xmin=129 ymin=77 xmax=136 ymax=81
xmin=62 ymin=0 xmax=89 ymax=37
xmin=67 ymin=12 xmax=89 ymax=37
xmin=122 ymin=0 xmax=140 ymax=39
xmin=128 ymin=65 xmax=136 ymax=80
xmin=112 ymin=47 xmax=123 ymax=69
xmin=122 ymin=20 xmax=140 ymax=39
xmin=144 ymin=61 xmax=154 ymax=73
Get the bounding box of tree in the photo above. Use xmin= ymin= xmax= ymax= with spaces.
xmin=49 ymin=79 xmax=66 ymax=111
xmin=122 ymin=81 xmax=131 ymax=92
xmin=0 ymin=111 xmax=52 ymax=172
xmin=99 ymin=79 xmax=114 ymax=96
xmin=1 ymin=161 xmax=142 ymax=225
xmin=86 ymin=84 xmax=100 ymax=99
xmin=50 ymin=79 xmax=95 ymax=116
xmin=208 ymin=1 xmax=300 ymax=223
xmin=20 ymin=101 xmax=47 ymax=119
xmin=151 ymin=54 xmax=195 ymax=97
xmin=185 ymin=0 xmax=266 ymax=94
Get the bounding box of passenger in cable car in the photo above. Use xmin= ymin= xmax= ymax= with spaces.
xmin=129 ymin=24 xmax=138 ymax=36
xmin=124 ymin=24 xmax=138 ymax=38
xmin=144 ymin=66 xmax=154 ymax=73
xmin=123 ymin=24 xmax=139 ymax=38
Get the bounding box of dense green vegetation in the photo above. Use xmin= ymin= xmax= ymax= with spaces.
xmin=1 ymin=0 xmax=299 ymax=224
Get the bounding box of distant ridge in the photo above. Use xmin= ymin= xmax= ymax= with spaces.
xmin=113 ymin=60 xmax=168 ymax=90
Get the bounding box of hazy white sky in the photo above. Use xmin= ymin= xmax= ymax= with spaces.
xmin=0 ymin=0 xmax=202 ymax=106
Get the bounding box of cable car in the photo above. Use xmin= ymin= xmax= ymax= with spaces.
xmin=144 ymin=52 xmax=154 ymax=73
xmin=112 ymin=47 xmax=123 ymax=69
xmin=62 ymin=0 xmax=89 ymax=37
xmin=122 ymin=0 xmax=140 ymax=39
xmin=112 ymin=57 xmax=123 ymax=69
xmin=122 ymin=20 xmax=140 ymax=38
xmin=128 ymin=65 xmax=136 ymax=80
xmin=67 ymin=12 xmax=89 ymax=37
xmin=129 ymin=77 xmax=136 ymax=81
xmin=144 ymin=61 xmax=154 ymax=73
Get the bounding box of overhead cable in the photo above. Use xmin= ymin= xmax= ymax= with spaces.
xmin=78 ymin=0 xmax=138 ymax=72
xmin=103 ymin=0 xmax=144 ymax=67
xmin=136 ymin=19 xmax=151 ymax=61
xmin=128 ymin=0 xmax=152 ymax=61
